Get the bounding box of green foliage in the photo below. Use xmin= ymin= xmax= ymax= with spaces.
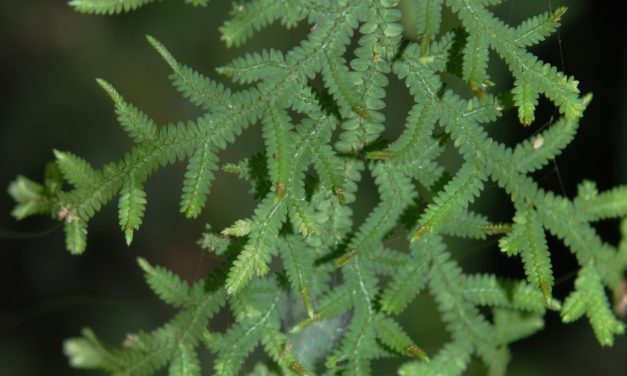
xmin=9 ymin=0 xmax=627 ymax=374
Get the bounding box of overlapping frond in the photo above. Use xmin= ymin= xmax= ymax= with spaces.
xmin=11 ymin=0 xmax=627 ymax=375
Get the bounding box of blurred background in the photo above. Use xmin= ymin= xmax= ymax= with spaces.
xmin=1 ymin=0 xmax=626 ymax=374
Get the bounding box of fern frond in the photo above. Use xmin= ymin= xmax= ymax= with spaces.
xmin=280 ymin=236 xmax=315 ymax=317
xmin=380 ymin=242 xmax=429 ymax=314
xmin=168 ymin=343 xmax=201 ymax=376
xmin=226 ymin=196 xmax=288 ymax=294
xmin=562 ymin=264 xmax=625 ymax=346
xmin=412 ymin=163 xmax=485 ymax=241
xmin=217 ymin=49 xmax=287 ymax=84
xmin=96 ymin=79 xmax=157 ymax=142
xmin=54 ymin=150 xmax=100 ymax=189
xmin=69 ymin=0 xmax=158 ymax=15
xmin=463 ymin=274 xmax=550 ymax=312
xmin=575 ymin=184 xmax=627 ymax=221
xmin=219 ymin=0 xmax=304 ymax=48
xmin=147 ymin=36 xmax=232 ymax=111
xmin=374 ymin=315 xmax=429 ymax=361
xmin=180 ymin=140 xmax=218 ymax=218
xmin=137 ymin=258 xmax=196 ymax=308
xmin=512 ymin=6 xmax=566 ymax=48
xmin=118 ymin=178 xmax=147 ymax=245
xmin=399 ymin=339 xmax=472 ymax=376
xmin=448 ymin=0 xmax=584 ymax=121
xmin=417 ymin=0 xmax=444 ymax=55
xmin=212 ymin=289 xmax=281 ymax=375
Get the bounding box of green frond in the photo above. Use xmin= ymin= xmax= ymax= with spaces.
xmin=96 ymin=79 xmax=157 ymax=142
xmin=118 ymin=178 xmax=147 ymax=245
xmin=280 ymin=236 xmax=315 ymax=317
xmin=219 ymin=0 xmax=304 ymax=48
xmin=12 ymin=1 xmax=626 ymax=374
xmin=562 ymin=264 xmax=625 ymax=346
xmin=417 ymin=0 xmax=444 ymax=55
xmin=340 ymin=163 xmax=415 ymax=260
xmin=399 ymin=339 xmax=472 ymax=376
xmin=463 ymin=274 xmax=551 ymax=312
xmin=515 ymin=206 xmax=554 ymax=299
xmin=7 ymin=175 xmax=50 ymax=220
xmin=374 ymin=315 xmax=429 ymax=361
xmin=448 ymin=0 xmax=584 ymax=120
xmin=69 ymin=0 xmax=158 ymax=15
xmin=168 ymin=344 xmax=201 ymax=376
xmin=212 ymin=290 xmax=281 ymax=375
xmin=137 ymin=258 xmax=196 ymax=308
xmin=64 ymin=219 xmax=88 ymax=255
xmin=311 ymin=143 xmax=345 ymax=202
xmin=513 ymin=114 xmax=581 ymax=173
xmin=412 ymin=163 xmax=485 ymax=241
xmin=54 ymin=150 xmax=100 ymax=189
xmin=493 ymin=309 xmax=544 ymax=344
xmin=180 ymin=141 xmax=218 ymax=218
xmin=512 ymin=7 xmax=566 ymax=48
xmin=262 ymin=107 xmax=294 ymax=198
xmin=380 ymin=243 xmax=429 ymax=314
xmin=335 ymin=1 xmax=397 ymax=153
xmin=511 ymin=74 xmax=540 ymax=125
xmin=462 ymin=30 xmax=490 ymax=92
xmin=576 ymin=184 xmax=627 ymax=221
xmin=147 ymin=36 xmax=231 ymax=111
xmin=288 ymin=197 xmax=318 ymax=239
xmin=217 ymin=49 xmax=287 ymax=84
xmin=440 ymin=210 xmax=491 ymax=239
xmin=226 ymin=196 xmax=288 ymax=294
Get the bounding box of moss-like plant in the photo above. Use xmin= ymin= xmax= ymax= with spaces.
xmin=8 ymin=0 xmax=627 ymax=374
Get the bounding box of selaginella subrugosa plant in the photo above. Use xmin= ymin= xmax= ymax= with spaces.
xmin=8 ymin=0 xmax=627 ymax=374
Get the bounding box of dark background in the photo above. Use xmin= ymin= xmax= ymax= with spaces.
xmin=1 ymin=0 xmax=626 ymax=375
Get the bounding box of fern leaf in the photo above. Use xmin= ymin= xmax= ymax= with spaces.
xmin=374 ymin=315 xmax=429 ymax=361
xmin=399 ymin=339 xmax=472 ymax=376
xmin=217 ymin=49 xmax=287 ymax=85
xmin=462 ymin=30 xmax=490 ymax=92
xmin=512 ymin=74 xmax=540 ymax=125
xmin=262 ymin=106 xmax=294 ymax=198
xmin=463 ymin=274 xmax=550 ymax=312
xmin=417 ymin=0 xmax=444 ymax=55
xmin=576 ymin=184 xmax=627 ymax=221
xmin=516 ymin=206 xmax=554 ymax=299
xmin=380 ymin=243 xmax=429 ymax=314
xmin=180 ymin=141 xmax=218 ymax=218
xmin=220 ymin=0 xmax=302 ymax=48
xmin=64 ymin=219 xmax=88 ymax=255
xmin=412 ymin=163 xmax=485 ymax=241
xmin=168 ymin=344 xmax=201 ymax=376
xmin=513 ymin=112 xmax=583 ymax=173
xmin=69 ymin=0 xmax=157 ymax=14
xmin=147 ymin=36 xmax=231 ymax=111
xmin=562 ymin=264 xmax=625 ymax=346
xmin=512 ymin=6 xmax=566 ymax=48
xmin=449 ymin=0 xmax=584 ymax=120
xmin=137 ymin=258 xmax=194 ymax=308
xmin=7 ymin=175 xmax=49 ymax=220
xmin=96 ymin=79 xmax=157 ymax=142
xmin=280 ymin=236 xmax=315 ymax=317
xmin=226 ymin=196 xmax=288 ymax=294
xmin=494 ymin=309 xmax=544 ymax=344
xmin=54 ymin=150 xmax=100 ymax=189
xmin=213 ymin=290 xmax=281 ymax=375
xmin=118 ymin=178 xmax=147 ymax=245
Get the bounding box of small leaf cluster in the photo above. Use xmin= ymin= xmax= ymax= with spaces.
xmin=9 ymin=0 xmax=627 ymax=374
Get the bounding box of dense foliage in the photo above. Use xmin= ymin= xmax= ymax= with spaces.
xmin=9 ymin=0 xmax=627 ymax=374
